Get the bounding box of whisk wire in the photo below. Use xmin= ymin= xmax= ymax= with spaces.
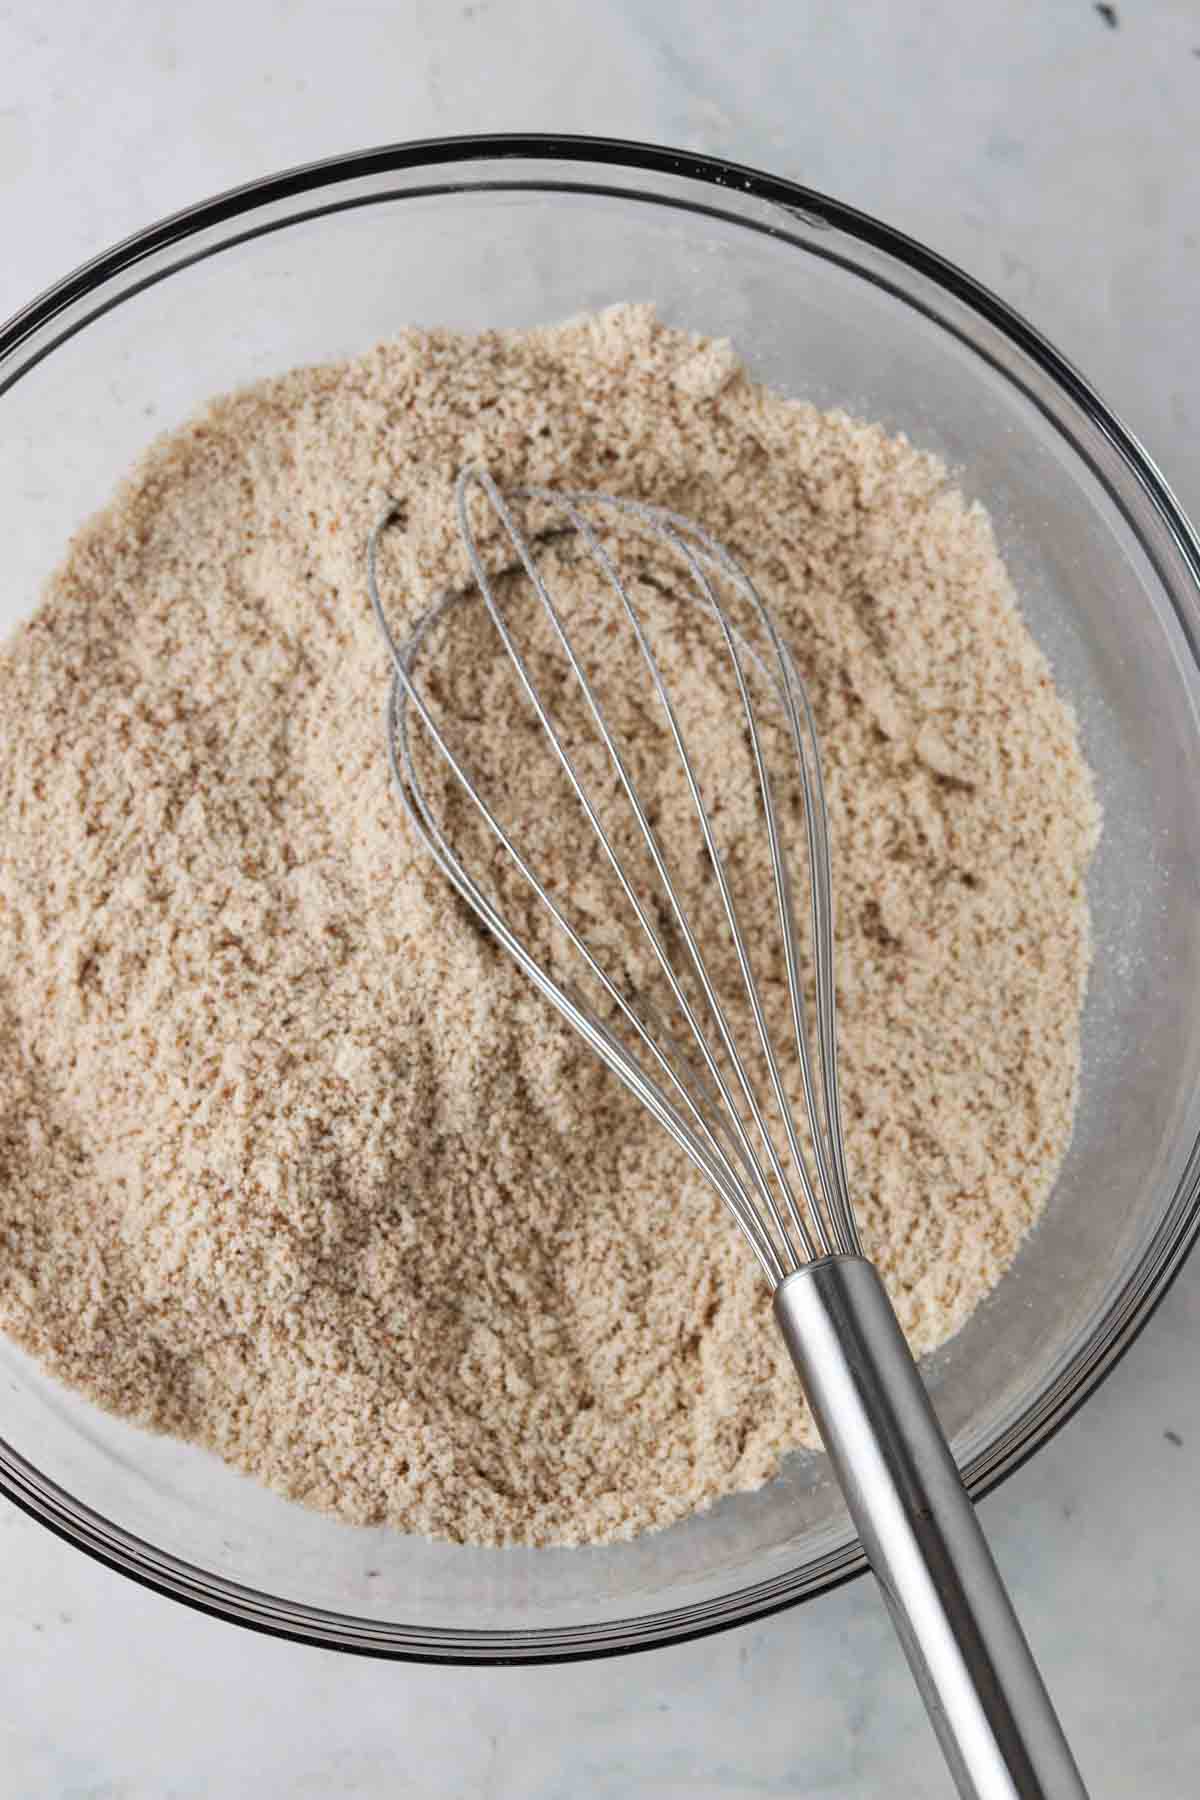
xmin=636 ymin=504 xmax=860 ymax=1260
xmin=530 ymin=484 xmax=859 ymax=1259
xmin=369 ymin=468 xmax=859 ymax=1274
xmin=451 ymin=474 xmax=810 ymax=1270
xmin=644 ymin=502 xmax=859 ymax=1258
xmin=576 ymin=509 xmax=825 ymax=1261
xmin=371 ymin=524 xmax=787 ymax=1283
xmin=646 ymin=520 xmax=840 ymax=1258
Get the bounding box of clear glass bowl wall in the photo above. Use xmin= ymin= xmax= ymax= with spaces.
xmin=1 ymin=139 xmax=1198 ymax=1659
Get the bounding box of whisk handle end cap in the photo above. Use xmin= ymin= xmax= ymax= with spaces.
xmin=775 ymin=1256 xmax=1088 ymax=1800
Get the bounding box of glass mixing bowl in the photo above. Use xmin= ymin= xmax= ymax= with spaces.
xmin=2 ymin=135 xmax=1199 ymax=1662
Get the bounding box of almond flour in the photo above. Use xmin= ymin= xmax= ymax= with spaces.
xmin=0 ymin=306 xmax=1100 ymax=1546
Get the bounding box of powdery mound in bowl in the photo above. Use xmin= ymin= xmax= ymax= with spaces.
xmin=0 ymin=305 xmax=1099 ymax=1546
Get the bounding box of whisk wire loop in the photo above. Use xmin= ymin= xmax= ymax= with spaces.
xmin=373 ymin=530 xmax=786 ymax=1283
xmin=453 ymin=477 xmax=812 ymax=1270
xmin=368 ymin=467 xmax=861 ymax=1277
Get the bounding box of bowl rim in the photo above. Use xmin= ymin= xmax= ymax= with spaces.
xmin=2 ymin=129 xmax=1199 ymax=1664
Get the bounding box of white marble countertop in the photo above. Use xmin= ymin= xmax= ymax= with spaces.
xmin=2 ymin=2 xmax=1199 ymax=1794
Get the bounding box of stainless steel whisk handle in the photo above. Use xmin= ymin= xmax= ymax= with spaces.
xmin=775 ymin=1258 xmax=1088 ymax=1800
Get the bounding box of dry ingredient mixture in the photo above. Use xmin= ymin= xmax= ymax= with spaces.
xmin=0 ymin=306 xmax=1100 ymax=1546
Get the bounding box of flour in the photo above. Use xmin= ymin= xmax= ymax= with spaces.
xmin=0 ymin=306 xmax=1100 ymax=1545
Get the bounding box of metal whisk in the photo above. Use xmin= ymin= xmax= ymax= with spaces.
xmin=368 ymin=468 xmax=1088 ymax=1800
